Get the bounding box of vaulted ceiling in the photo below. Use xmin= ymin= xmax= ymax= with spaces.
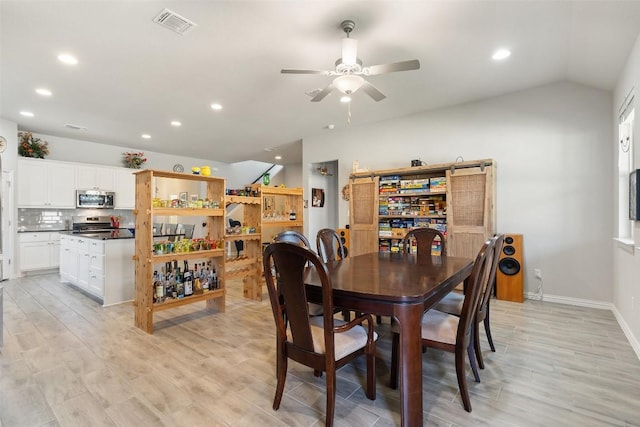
xmin=2 ymin=1 xmax=640 ymax=165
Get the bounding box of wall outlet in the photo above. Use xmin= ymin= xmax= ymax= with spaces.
xmin=534 ymin=268 xmax=542 ymax=280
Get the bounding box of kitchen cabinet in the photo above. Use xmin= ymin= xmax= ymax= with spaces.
xmin=18 ymin=232 xmax=61 ymax=272
xmin=17 ymin=158 xmax=76 ymax=208
xmin=114 ymin=168 xmax=135 ymax=209
xmin=59 ymin=234 xmax=134 ymax=306
xmin=76 ymin=165 xmax=115 ymax=190
xmin=134 ymin=169 xmax=226 ymax=334
xmin=59 ymin=234 xmax=78 ymax=283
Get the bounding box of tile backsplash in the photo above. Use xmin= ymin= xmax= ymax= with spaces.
xmin=18 ymin=208 xmax=134 ymax=231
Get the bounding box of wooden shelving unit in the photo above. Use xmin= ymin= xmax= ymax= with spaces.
xmin=349 ymin=159 xmax=495 ymax=261
xmin=224 ymin=185 xmax=304 ymax=301
xmin=133 ymin=169 xmax=226 ymax=334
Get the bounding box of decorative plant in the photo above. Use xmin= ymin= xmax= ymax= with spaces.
xmin=18 ymin=132 xmax=49 ymax=158
xmin=123 ymin=151 xmax=147 ymax=169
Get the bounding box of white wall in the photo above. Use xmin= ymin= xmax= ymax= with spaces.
xmin=303 ymin=81 xmax=613 ymax=303
xmin=613 ymin=31 xmax=640 ymax=354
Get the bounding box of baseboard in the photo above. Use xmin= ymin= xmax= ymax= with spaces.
xmin=537 ymin=293 xmax=615 ymax=310
xmin=611 ymin=305 xmax=640 ymax=361
xmin=524 ymin=292 xmax=640 ymax=361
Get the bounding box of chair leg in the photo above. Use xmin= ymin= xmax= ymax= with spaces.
xmin=484 ymin=308 xmax=496 ymax=352
xmin=468 ymin=340 xmax=480 ymax=383
xmin=325 ymin=368 xmax=336 ymax=427
xmin=366 ymin=348 xmax=376 ymax=400
xmin=474 ymin=320 xmax=485 ymax=370
xmin=389 ymin=332 xmax=400 ymax=389
xmin=342 ymin=310 xmax=351 ymax=321
xmin=376 ymin=315 xmax=382 ymax=325
xmin=273 ymin=345 xmax=288 ymax=410
xmin=455 ymin=347 xmax=472 ymax=412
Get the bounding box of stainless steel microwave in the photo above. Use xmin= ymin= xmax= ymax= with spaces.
xmin=76 ymin=190 xmax=115 ymax=209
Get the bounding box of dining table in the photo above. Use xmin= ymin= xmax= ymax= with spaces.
xmin=304 ymin=251 xmax=474 ymax=427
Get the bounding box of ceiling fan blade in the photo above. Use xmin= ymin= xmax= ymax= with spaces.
xmin=281 ymin=69 xmax=331 ymax=75
xmin=364 ymin=59 xmax=421 ymax=75
xmin=311 ymin=84 xmax=334 ymax=102
xmin=361 ymin=81 xmax=386 ymax=102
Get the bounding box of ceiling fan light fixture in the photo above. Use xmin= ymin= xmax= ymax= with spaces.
xmin=340 ymin=95 xmax=352 ymax=103
xmin=333 ymin=74 xmax=364 ymax=94
xmin=341 ymin=38 xmax=358 ymax=65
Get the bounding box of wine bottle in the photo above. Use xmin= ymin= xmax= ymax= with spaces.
xmin=184 ymin=270 xmax=193 ymax=297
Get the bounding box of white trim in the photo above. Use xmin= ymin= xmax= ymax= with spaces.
xmin=611 ymin=305 xmax=640 ymax=361
xmin=537 ymin=293 xmax=614 ymax=310
xmin=523 ymin=293 xmax=640 ymax=361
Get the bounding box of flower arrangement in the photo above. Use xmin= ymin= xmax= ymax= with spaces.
xmin=123 ymin=151 xmax=147 ymax=169
xmin=18 ymin=132 xmax=49 ymax=158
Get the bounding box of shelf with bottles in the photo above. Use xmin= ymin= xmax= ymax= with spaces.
xmin=134 ymin=169 xmax=226 ymax=334
xmin=152 ymin=260 xmax=222 ymax=310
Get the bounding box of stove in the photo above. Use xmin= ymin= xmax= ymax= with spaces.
xmin=72 ymin=215 xmax=118 ymax=233
xmin=71 ymin=215 xmax=134 ymax=240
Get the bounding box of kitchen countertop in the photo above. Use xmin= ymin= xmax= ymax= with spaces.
xmin=58 ymin=229 xmax=135 ymax=240
xmin=18 ymin=228 xmax=67 ymax=233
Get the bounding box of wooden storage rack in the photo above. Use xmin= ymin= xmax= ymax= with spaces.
xmin=133 ymin=169 xmax=226 ymax=334
xmin=224 ymin=185 xmax=304 ymax=301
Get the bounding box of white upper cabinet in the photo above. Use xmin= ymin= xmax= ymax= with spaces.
xmin=17 ymin=158 xmax=76 ymax=208
xmin=76 ymin=165 xmax=116 ymax=191
xmin=114 ymin=168 xmax=135 ymax=209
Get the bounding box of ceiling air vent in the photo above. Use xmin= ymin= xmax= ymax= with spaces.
xmin=153 ymin=8 xmax=197 ymax=35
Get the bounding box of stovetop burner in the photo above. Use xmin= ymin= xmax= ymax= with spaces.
xmin=72 ymin=215 xmax=118 ymax=232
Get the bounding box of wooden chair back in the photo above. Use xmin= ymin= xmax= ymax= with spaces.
xmin=274 ymin=230 xmax=311 ymax=248
xmin=263 ymin=242 xmax=335 ymax=357
xmin=316 ymin=228 xmax=346 ymax=262
xmin=457 ymin=237 xmax=495 ymax=349
xmin=476 ymin=234 xmax=504 ymax=321
xmin=402 ymin=228 xmax=446 ymax=256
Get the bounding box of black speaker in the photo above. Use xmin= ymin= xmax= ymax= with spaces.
xmin=337 ymin=228 xmax=349 ymax=258
xmin=496 ymin=234 xmax=523 ymax=302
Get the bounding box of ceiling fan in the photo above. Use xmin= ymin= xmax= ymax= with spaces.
xmin=282 ymin=20 xmax=420 ymax=102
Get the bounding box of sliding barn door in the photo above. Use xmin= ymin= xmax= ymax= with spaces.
xmin=446 ymin=165 xmax=495 ymax=260
xmin=349 ymin=176 xmax=379 ymax=256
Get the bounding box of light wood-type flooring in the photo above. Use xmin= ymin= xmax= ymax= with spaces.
xmin=1 ymin=273 xmax=639 ymax=426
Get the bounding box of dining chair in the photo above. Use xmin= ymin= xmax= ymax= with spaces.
xmin=263 ymin=242 xmax=377 ymax=426
xmin=433 ymin=234 xmax=505 ymax=369
xmin=315 ymin=228 xmax=359 ymax=322
xmin=274 ymin=230 xmax=311 ymax=248
xmin=273 ymin=230 xmax=322 ymax=316
xmin=179 ymin=223 xmax=195 ymax=239
xmin=316 ymin=228 xmax=347 ymax=262
xmin=389 ymin=236 xmax=495 ymax=412
xmin=402 ymin=227 xmax=446 ymax=256
xmin=164 ymin=223 xmax=178 ymax=241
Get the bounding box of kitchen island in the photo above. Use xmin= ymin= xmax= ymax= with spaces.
xmin=59 ymin=231 xmax=135 ymax=306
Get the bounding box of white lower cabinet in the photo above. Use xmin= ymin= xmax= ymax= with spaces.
xmin=59 ymin=234 xmax=134 ymax=306
xmin=19 ymin=232 xmax=61 ymax=272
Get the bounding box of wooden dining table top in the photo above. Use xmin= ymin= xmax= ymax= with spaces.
xmin=305 ymin=251 xmax=474 ymax=306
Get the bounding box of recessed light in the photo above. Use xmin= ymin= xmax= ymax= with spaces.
xmin=327 ymin=124 xmax=335 ymax=130
xmin=274 ymin=155 xmax=282 ymax=160
xmin=35 ymin=88 xmax=52 ymax=96
xmin=20 ymin=111 xmax=34 ymax=117
xmin=171 ymin=121 xmax=182 ymax=127
xmin=340 ymin=96 xmax=351 ymax=103
xmin=210 ymin=103 xmax=223 ymax=110
xmin=492 ymin=49 xmax=511 ymax=60
xmin=141 ymin=134 xmax=151 ymax=139
xmin=57 ymin=53 xmax=78 ymax=65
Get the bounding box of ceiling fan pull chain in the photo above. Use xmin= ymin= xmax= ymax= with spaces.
xmin=347 ymin=101 xmax=352 ymax=124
